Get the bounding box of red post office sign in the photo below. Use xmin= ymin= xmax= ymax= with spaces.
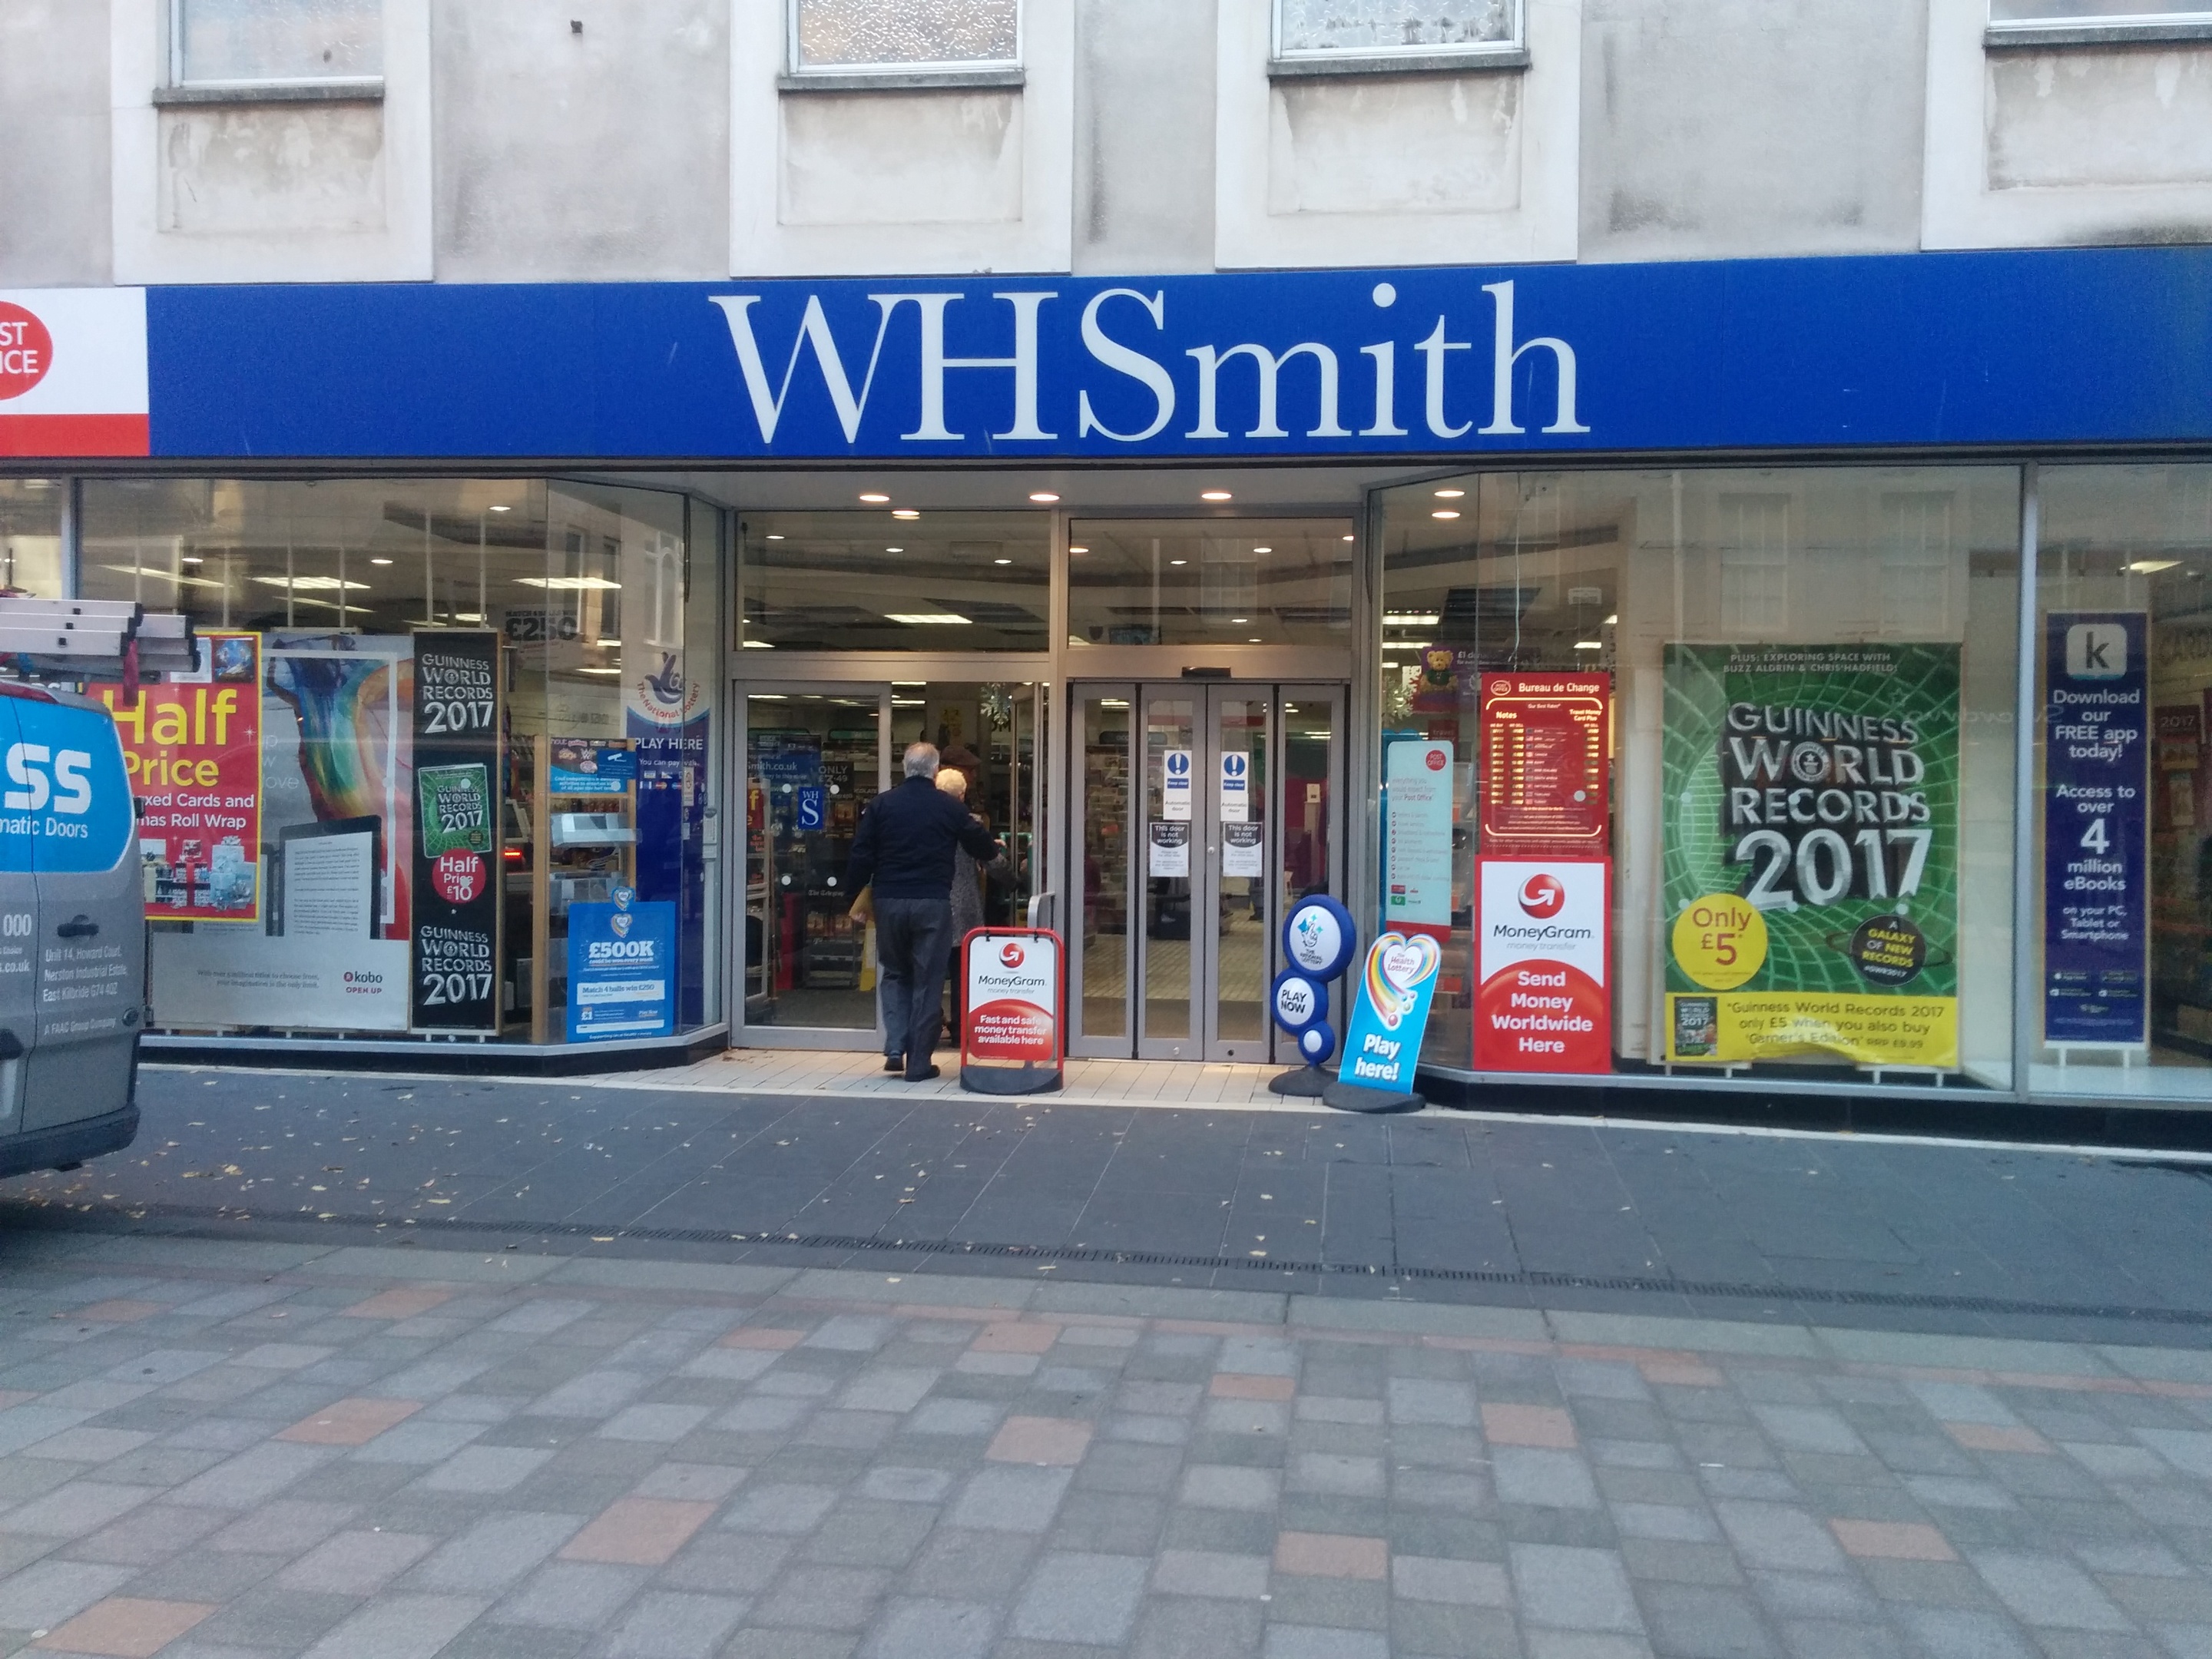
xmin=960 ymin=927 xmax=1065 ymax=1095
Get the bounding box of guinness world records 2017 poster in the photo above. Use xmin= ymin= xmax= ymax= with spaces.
xmin=1661 ymin=643 xmax=1961 ymax=1068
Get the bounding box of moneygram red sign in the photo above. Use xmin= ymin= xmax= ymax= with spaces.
xmin=0 ymin=290 xmax=150 ymax=458
xmin=1474 ymin=857 xmax=1611 ymax=1073
xmin=961 ymin=928 xmax=1065 ymax=1094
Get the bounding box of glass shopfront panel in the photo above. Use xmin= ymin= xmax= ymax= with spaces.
xmin=1382 ymin=465 xmax=2022 ymax=1088
xmin=2032 ymin=463 xmax=2212 ymax=1101
xmin=0 ymin=478 xmax=65 ymax=597
xmin=1068 ymin=518 xmax=1353 ymax=647
xmin=739 ymin=511 xmax=1050 ymax=652
xmin=79 ymin=478 xmax=724 ymax=1046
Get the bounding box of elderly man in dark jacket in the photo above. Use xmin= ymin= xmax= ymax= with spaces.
xmin=847 ymin=741 xmax=1005 ymax=1081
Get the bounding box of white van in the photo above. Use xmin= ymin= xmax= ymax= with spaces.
xmin=0 ymin=682 xmax=143 ymax=1177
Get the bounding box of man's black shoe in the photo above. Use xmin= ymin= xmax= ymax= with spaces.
xmin=883 ymin=1056 xmax=904 ymax=1072
xmin=904 ymin=1064 xmax=942 ymax=1082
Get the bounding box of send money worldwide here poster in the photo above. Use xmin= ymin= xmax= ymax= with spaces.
xmin=1661 ymin=643 xmax=1960 ymax=1068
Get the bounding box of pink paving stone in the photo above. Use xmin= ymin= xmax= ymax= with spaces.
xmin=276 ymin=1397 xmax=422 ymax=1446
xmin=1945 ymin=1422 xmax=2052 ymax=1454
xmin=36 ymin=1597 xmax=214 ymax=1657
xmin=1210 ymin=1373 xmax=1296 ymax=1402
xmin=1641 ymin=1362 xmax=1727 ymax=1387
xmin=985 ymin=1415 xmax=1094 ymax=1465
xmin=71 ymin=1301 xmax=164 ymax=1324
xmin=560 ymin=1498 xmax=717 ymax=1566
xmin=972 ymin=1321 xmax=1061 ymax=1354
xmin=719 ymin=1327 xmax=806 ymax=1350
xmin=1482 ymin=1403 xmax=1578 ymax=1448
xmin=1274 ymin=1531 xmax=1389 ymax=1581
xmin=1830 ymin=1519 xmax=1959 ymax=1561
xmin=339 ymin=1286 xmax=454 ymax=1320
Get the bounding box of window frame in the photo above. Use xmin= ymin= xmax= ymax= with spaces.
xmin=166 ymin=0 xmax=386 ymax=96
xmin=780 ymin=0 xmax=1025 ymax=91
xmin=1983 ymin=1 xmax=2212 ymax=47
xmin=1268 ymin=0 xmax=1528 ymax=78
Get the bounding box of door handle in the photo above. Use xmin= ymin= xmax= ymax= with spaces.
xmin=55 ymin=916 xmax=98 ymax=940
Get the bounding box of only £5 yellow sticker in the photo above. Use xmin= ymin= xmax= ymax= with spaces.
xmin=1672 ymin=894 xmax=1767 ymax=991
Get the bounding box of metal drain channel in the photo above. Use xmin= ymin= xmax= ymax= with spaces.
xmin=58 ymin=1198 xmax=2212 ymax=1329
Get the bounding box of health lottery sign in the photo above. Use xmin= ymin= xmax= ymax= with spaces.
xmin=1474 ymin=859 xmax=1611 ymax=1072
xmin=93 ymin=632 xmax=263 ymax=923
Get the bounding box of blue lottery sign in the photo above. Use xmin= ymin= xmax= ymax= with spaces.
xmin=568 ymin=886 xmax=677 ymax=1042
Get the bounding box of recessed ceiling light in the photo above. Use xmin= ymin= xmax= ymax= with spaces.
xmin=886 ymin=546 xmax=903 ymax=553
xmin=741 ymin=639 xmax=775 ymax=649
xmin=1434 ymin=488 xmax=1465 ymax=499
xmin=578 ymin=667 xmax=622 ymax=675
xmin=859 ymin=492 xmax=891 ymax=503
xmin=1231 ymin=617 xmax=1249 ymax=624
xmin=2128 ymin=558 xmax=2181 ymax=574
xmin=892 ymin=508 xmax=920 ymax=520
xmin=993 ymin=558 xmax=1012 ymax=565
xmin=369 ymin=557 xmax=393 ymax=566
xmin=1028 ymin=492 xmax=1060 ymax=503
xmin=1200 ymin=490 xmax=1233 ymax=502
xmin=1171 ymin=558 xmax=1187 ymax=566
xmin=250 ymin=575 xmax=368 ymax=591
xmin=1248 ymin=637 xmax=1262 ymax=643
xmin=1432 ymin=509 xmax=1460 ymax=520
xmin=180 ymin=555 xmax=202 ymax=565
xmin=488 ymin=504 xmax=511 ymax=513
xmin=764 ymin=534 xmax=784 ymax=541
xmin=1604 ymin=613 xmax=1618 ymax=624
xmin=515 ymin=575 xmax=621 ymax=591
xmin=1343 ymin=534 xmax=1355 ymax=542
xmin=1252 ymin=545 xmax=1272 ymax=554
xmin=884 ymin=612 xmax=972 ymax=624
xmin=1068 ymin=545 xmax=1088 ymax=555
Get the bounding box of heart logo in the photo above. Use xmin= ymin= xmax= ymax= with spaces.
xmin=1364 ymin=931 xmax=1440 ymax=1030
xmin=610 ymin=912 xmax=633 ymax=938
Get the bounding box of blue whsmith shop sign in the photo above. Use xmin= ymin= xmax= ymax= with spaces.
xmin=120 ymin=245 xmax=2212 ymax=460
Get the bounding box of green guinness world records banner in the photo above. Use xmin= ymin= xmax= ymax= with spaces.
xmin=1661 ymin=644 xmax=1961 ymax=1068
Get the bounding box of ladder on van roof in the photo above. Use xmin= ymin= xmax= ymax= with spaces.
xmin=0 ymin=597 xmax=196 ymax=691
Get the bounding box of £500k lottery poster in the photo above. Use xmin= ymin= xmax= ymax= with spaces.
xmin=1661 ymin=643 xmax=1961 ymax=1069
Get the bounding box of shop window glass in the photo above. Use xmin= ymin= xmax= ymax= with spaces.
xmin=0 ymin=479 xmax=65 ymax=598
xmin=1990 ymin=0 xmax=2212 ymax=25
xmin=174 ymin=0 xmax=382 ymax=86
xmin=791 ymin=0 xmax=1019 ymax=72
xmin=2033 ymin=463 xmax=2212 ymax=1101
xmin=1068 ymin=518 xmax=1354 ymax=648
xmin=1380 ymin=466 xmax=2021 ymax=1090
xmin=79 ymin=477 xmax=722 ymax=1047
xmin=1275 ymin=0 xmax=1521 ymax=58
xmin=740 ymin=512 xmax=1048 ymax=653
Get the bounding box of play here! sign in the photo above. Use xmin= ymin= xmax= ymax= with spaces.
xmin=0 ymin=290 xmax=149 ymax=457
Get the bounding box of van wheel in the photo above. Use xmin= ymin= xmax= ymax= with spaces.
xmin=51 ymin=1161 xmax=81 ymax=1172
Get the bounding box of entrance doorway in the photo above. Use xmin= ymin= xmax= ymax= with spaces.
xmin=1070 ymin=682 xmax=1345 ymax=1061
xmin=740 ymin=680 xmax=1041 ymax=1042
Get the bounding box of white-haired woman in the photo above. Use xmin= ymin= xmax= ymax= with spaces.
xmin=935 ymin=767 xmax=1003 ymax=1041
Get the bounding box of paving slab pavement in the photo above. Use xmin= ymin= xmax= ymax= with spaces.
xmin=0 ymin=1244 xmax=2207 ymax=1657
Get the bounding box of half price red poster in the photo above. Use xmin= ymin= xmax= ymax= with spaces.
xmin=94 ymin=631 xmax=264 ymax=922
